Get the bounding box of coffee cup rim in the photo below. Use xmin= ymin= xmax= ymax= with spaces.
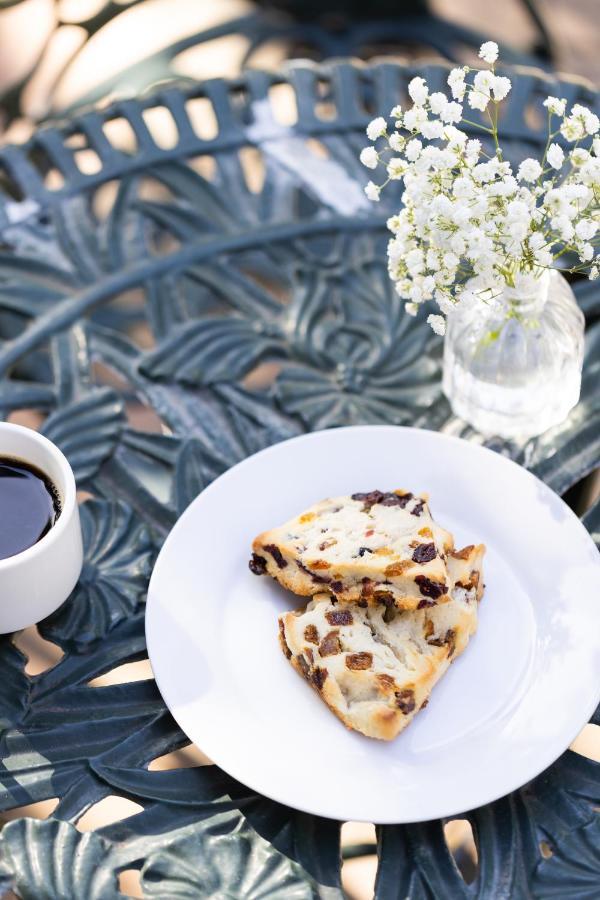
xmin=0 ymin=422 xmax=78 ymax=570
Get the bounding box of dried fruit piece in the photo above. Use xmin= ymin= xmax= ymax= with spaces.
xmin=346 ymin=652 xmax=373 ymax=670
xmin=412 ymin=542 xmax=436 ymax=564
xmin=395 ymin=689 xmax=416 ymax=714
xmin=249 ymin=553 xmax=267 ymax=575
xmin=309 ymin=559 xmax=331 ymax=570
xmin=263 ymin=544 xmax=287 ymax=569
xmin=304 ymin=624 xmax=319 ymax=644
xmin=326 ymin=608 xmax=353 ymax=626
xmin=312 ymin=667 xmax=328 ymax=690
xmin=319 ymin=630 xmax=342 ymax=656
xmin=415 ymin=575 xmax=447 ymax=599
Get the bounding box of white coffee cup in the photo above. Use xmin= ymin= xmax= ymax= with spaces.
xmin=0 ymin=422 xmax=83 ymax=633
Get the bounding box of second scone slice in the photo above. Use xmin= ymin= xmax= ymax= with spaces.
xmin=278 ymin=544 xmax=485 ymax=741
xmin=251 ymin=490 xmax=453 ymax=611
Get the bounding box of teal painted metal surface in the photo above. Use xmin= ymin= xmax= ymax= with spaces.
xmin=0 ymin=60 xmax=598 ymax=897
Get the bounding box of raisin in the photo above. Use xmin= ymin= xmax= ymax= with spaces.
xmin=357 ymin=599 xmax=368 ymax=608
xmin=377 ymin=673 xmax=395 ymax=688
xmin=415 ymin=575 xmax=446 ymax=599
xmin=380 ymin=491 xmax=412 ymax=507
xmin=312 ymin=667 xmax=328 ymax=690
xmin=420 ymin=698 xmax=429 ymax=709
xmin=412 ymin=542 xmax=436 ymax=564
xmin=249 ymin=553 xmax=267 ymax=575
xmin=423 ymin=618 xmax=434 ymax=638
xmin=319 ymin=538 xmax=337 ymax=551
xmin=304 ymin=624 xmax=319 ymax=644
xmin=319 ymin=630 xmax=342 ymax=656
xmin=361 ymin=578 xmax=374 ymax=598
xmin=346 ymin=652 xmax=373 ymax=670
xmin=410 ymin=500 xmax=425 ymax=516
xmin=447 ymin=630 xmax=457 ymax=657
xmin=427 ymin=629 xmax=456 ymax=656
xmin=395 ymin=689 xmax=416 ymax=714
xmin=297 ymin=560 xmax=331 ymax=584
xmin=326 ymin=608 xmax=353 ymax=626
xmin=330 ymin=580 xmax=343 ymax=593
xmin=383 ymin=605 xmax=397 ymax=624
xmin=417 ymin=598 xmax=435 ymax=609
xmin=358 ymin=546 xmax=373 ymax=556
xmin=352 ymin=490 xmax=384 ymax=505
xmin=305 ymin=647 xmax=314 ymax=663
xmin=375 ymin=591 xmax=394 ymax=607
xmin=263 ymin=544 xmax=287 ymax=569
xmin=297 ymin=655 xmax=310 ymax=677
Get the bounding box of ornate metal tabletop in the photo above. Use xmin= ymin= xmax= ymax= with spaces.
xmin=0 ymin=59 xmax=598 ymax=898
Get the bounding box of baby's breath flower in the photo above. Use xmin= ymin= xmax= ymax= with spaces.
xmin=405 ymin=138 xmax=423 ymax=161
xmin=589 ymin=265 xmax=599 ymax=280
xmin=492 ymin=76 xmax=511 ymax=101
xmin=360 ymin=146 xmax=378 ymax=169
xmin=429 ymin=92 xmax=447 ymax=115
xmin=364 ymin=181 xmax=381 ymax=202
xmin=571 ymin=104 xmax=600 ymax=135
xmin=405 ymin=302 xmax=419 ymax=316
xmin=387 ymin=158 xmax=407 ymax=179
xmin=440 ymin=101 xmax=463 ymax=123
xmin=561 ymin=116 xmax=585 ymax=142
xmin=390 ymin=105 xmax=402 ymax=118
xmin=408 ymin=76 xmax=429 ymax=106
xmin=448 ymin=67 xmax=467 ymax=101
xmin=576 ymin=219 xmax=597 ymax=240
xmin=403 ymin=106 xmax=428 ymax=132
xmin=546 ymin=143 xmax=564 ymax=170
xmin=366 ymin=117 xmax=387 ymax=140
xmin=544 ymin=96 xmax=567 ymax=116
xmin=427 ymin=314 xmax=446 ymax=335
xmin=479 ymin=41 xmax=499 ymax=64
xmin=571 ymin=148 xmax=589 ymax=166
xmin=517 ymin=158 xmax=542 ymax=182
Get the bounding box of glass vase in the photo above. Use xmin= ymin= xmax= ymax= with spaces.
xmin=442 ymin=269 xmax=585 ymax=439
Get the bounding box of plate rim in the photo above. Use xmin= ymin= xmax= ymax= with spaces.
xmin=146 ymin=425 xmax=600 ymax=823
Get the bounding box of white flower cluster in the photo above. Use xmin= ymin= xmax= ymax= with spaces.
xmin=359 ymin=42 xmax=600 ymax=334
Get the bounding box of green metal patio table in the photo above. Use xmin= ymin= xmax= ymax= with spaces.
xmin=0 ymin=58 xmax=598 ymax=898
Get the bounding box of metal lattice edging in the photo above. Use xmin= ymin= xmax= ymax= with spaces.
xmin=0 ymin=59 xmax=598 ymax=899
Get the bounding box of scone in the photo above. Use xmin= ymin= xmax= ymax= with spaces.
xmin=250 ymin=490 xmax=454 ymax=611
xmin=278 ymin=544 xmax=485 ymax=741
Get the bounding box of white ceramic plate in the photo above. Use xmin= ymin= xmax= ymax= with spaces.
xmin=146 ymin=426 xmax=600 ymax=823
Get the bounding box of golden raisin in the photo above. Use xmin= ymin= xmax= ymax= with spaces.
xmin=346 ymin=652 xmax=373 ymax=670
xmin=304 ymin=624 xmax=319 ymax=644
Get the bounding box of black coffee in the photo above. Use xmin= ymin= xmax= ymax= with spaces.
xmin=0 ymin=457 xmax=61 ymax=561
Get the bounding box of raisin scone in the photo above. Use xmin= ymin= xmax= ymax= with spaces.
xmin=278 ymin=544 xmax=485 ymax=741
xmin=251 ymin=490 xmax=454 ymax=611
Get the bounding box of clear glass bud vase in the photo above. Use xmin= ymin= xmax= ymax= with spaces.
xmin=442 ymin=269 xmax=585 ymax=439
